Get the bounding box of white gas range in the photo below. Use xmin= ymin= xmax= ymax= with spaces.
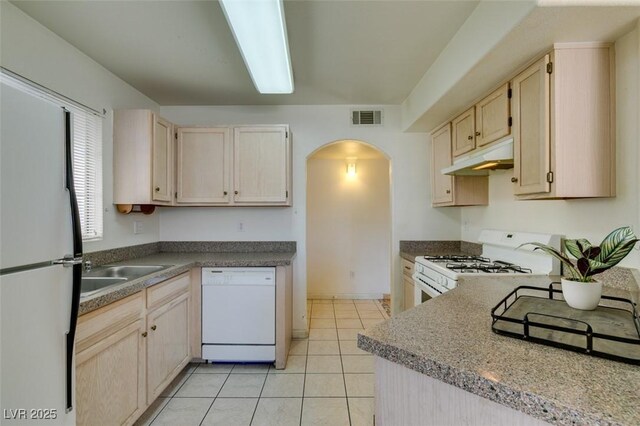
xmin=412 ymin=230 xmax=562 ymax=305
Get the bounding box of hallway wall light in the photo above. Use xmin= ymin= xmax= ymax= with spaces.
xmin=346 ymin=157 xmax=357 ymax=177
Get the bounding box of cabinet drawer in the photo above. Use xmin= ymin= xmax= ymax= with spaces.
xmin=401 ymin=258 xmax=415 ymax=277
xmin=146 ymin=272 xmax=190 ymax=311
xmin=76 ymin=292 xmax=144 ymax=353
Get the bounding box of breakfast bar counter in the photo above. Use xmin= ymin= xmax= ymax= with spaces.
xmin=358 ymin=275 xmax=640 ymax=426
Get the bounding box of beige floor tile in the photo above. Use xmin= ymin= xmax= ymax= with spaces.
xmin=342 ymin=356 xmax=374 ymax=373
xmin=251 ymin=398 xmax=302 ymax=426
xmin=309 ymin=318 xmax=336 ymax=329
xmin=312 ymin=299 xmax=333 ymax=304
xmin=201 ymin=398 xmax=257 ymax=426
xmin=311 ymin=304 xmax=334 ymax=312
xmin=308 ymin=328 xmax=338 ymax=340
xmin=231 ymin=363 xmax=271 ymax=374
xmin=306 ymin=355 xmax=342 ymax=373
xmin=334 ymin=311 xmax=360 ymax=319
xmin=159 ymin=370 xmax=190 ymax=397
xmin=336 ymin=318 xmax=363 ymax=329
xmin=150 ymin=397 xmax=212 ymax=426
xmin=355 ymin=304 xmax=382 ymax=312
xmin=310 ymin=310 xmax=335 ymax=319
xmin=334 ymin=304 xmax=357 ymax=311
xmin=303 ymin=374 xmax=346 ymax=397
xmin=301 ymin=398 xmax=350 ymax=426
xmin=333 ymin=299 xmax=354 ymax=304
xmin=133 ymin=397 xmax=169 ymax=426
xmin=307 ymin=340 xmax=340 ymax=355
xmin=261 ymin=374 xmax=305 ymax=397
xmin=348 ymin=397 xmax=374 ymax=426
xmin=218 ymin=373 xmax=266 ymax=397
xmin=344 ymin=374 xmax=374 ymax=397
xmin=357 ymin=310 xmax=384 ymax=319
xmin=195 ymin=363 xmax=235 ymax=374
xmin=361 ymin=318 xmax=385 ymax=328
xmin=339 ymin=340 xmax=369 ymax=355
xmin=288 ymin=339 xmax=308 ymax=355
xmin=338 ymin=328 xmax=363 ymax=341
xmin=354 ymin=300 xmax=377 ymax=305
xmin=175 ymin=373 xmax=228 ymax=398
xmin=269 ymin=355 xmax=306 ymax=374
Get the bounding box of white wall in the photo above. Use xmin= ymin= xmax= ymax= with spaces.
xmin=307 ymin=157 xmax=391 ymax=299
xmin=461 ymin=25 xmax=640 ymax=268
xmin=159 ymin=105 xmax=462 ymax=331
xmin=0 ymin=2 xmax=161 ymax=253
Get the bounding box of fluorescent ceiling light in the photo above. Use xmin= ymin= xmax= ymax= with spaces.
xmin=219 ymin=0 xmax=294 ymax=94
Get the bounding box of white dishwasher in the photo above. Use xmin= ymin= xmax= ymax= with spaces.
xmin=201 ymin=267 xmax=276 ymax=362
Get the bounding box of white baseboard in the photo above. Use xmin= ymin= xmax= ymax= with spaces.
xmin=307 ymin=293 xmax=384 ymax=300
xmin=292 ymin=329 xmax=309 ymax=339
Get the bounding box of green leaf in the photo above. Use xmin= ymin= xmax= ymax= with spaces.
xmin=575 ymin=239 xmax=593 ymax=256
xmin=599 ymin=239 xmax=639 ymax=268
xmin=596 ymin=226 xmax=638 ymax=264
xmin=564 ymin=239 xmax=583 ymax=259
xmin=521 ymin=242 xmax=579 ymax=278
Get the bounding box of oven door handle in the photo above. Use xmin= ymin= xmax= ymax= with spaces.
xmin=413 ymin=275 xmax=444 ymax=297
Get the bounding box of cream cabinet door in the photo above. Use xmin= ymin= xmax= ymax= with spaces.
xmin=146 ymin=292 xmax=190 ymax=404
xmin=512 ymin=55 xmax=551 ymax=196
xmin=76 ymin=319 xmax=146 ymax=426
xmin=152 ymin=116 xmax=173 ymax=202
xmin=431 ymin=123 xmax=454 ymax=205
xmin=451 ymin=107 xmax=475 ymax=157
xmin=403 ymin=276 xmax=415 ymax=311
xmin=475 ymin=83 xmax=510 ymax=147
xmin=176 ymin=127 xmax=231 ymax=204
xmin=233 ymin=126 xmax=290 ymax=204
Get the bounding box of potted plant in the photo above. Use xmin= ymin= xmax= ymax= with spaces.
xmin=520 ymin=226 xmax=638 ymax=310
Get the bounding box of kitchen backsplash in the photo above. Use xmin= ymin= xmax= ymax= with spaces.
xmin=85 ymin=241 xmax=297 ymax=267
xmin=399 ymin=240 xmax=482 ymax=255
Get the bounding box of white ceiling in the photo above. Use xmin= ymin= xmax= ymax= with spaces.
xmin=11 ymin=0 xmax=479 ymax=106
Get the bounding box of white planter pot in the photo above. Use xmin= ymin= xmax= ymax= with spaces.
xmin=561 ymin=278 xmax=602 ymax=310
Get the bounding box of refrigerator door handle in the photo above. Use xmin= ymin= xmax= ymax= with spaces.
xmin=53 ymin=255 xmax=83 ymax=267
xmin=64 ymin=110 xmax=83 ymax=413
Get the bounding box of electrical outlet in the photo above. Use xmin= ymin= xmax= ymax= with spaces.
xmin=133 ymin=221 xmax=143 ymax=234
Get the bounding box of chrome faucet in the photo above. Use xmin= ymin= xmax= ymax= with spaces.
xmin=84 ymin=260 xmax=93 ymax=273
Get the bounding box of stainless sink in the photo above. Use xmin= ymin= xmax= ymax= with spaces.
xmin=81 ymin=265 xmax=172 ymax=296
xmin=86 ymin=265 xmax=170 ymax=280
xmin=81 ymin=277 xmax=128 ymax=296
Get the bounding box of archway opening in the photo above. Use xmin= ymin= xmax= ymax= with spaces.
xmin=306 ymin=140 xmax=391 ymax=304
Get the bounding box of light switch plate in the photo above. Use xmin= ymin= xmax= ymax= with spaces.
xmin=133 ymin=221 xmax=143 ymax=234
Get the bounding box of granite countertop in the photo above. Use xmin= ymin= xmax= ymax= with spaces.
xmin=79 ymin=251 xmax=296 ymax=315
xmin=358 ymin=275 xmax=640 ymax=426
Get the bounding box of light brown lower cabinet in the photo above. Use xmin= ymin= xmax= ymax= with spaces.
xmin=75 ymin=273 xmax=191 ymax=426
xmin=146 ymin=292 xmax=190 ymax=404
xmin=403 ymin=275 xmax=415 ymax=311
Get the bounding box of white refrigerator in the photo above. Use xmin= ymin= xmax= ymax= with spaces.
xmin=0 ymin=74 xmax=83 ymax=425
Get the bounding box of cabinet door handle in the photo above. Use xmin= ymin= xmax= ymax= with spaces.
xmin=234 ymin=191 xmax=239 ymax=195
xmin=475 ymin=131 xmax=481 ymax=136
xmin=404 ymin=266 xmax=410 ymax=270
xmin=151 ymin=325 xmax=157 ymax=331
xmin=446 ymin=189 xmax=451 ymax=194
xmin=223 ymin=191 xmax=228 ymax=196
xmin=155 ymin=187 xmax=160 ymax=192
xmin=511 ymin=177 xmax=518 ymax=183
xmin=142 ymin=332 xmax=148 ymax=337
xmin=467 ymin=135 xmax=473 ymax=140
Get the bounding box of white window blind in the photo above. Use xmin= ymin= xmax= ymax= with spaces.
xmin=72 ymin=111 xmax=103 ymax=241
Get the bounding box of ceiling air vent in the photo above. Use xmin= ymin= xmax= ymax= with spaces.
xmin=351 ymin=110 xmax=383 ymax=126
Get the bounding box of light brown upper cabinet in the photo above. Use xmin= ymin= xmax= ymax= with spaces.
xmin=176 ymin=127 xmax=231 ymax=205
xmin=451 ymin=107 xmax=475 ymax=157
xmin=511 ymin=43 xmax=615 ymax=199
xmin=431 ymin=123 xmax=488 ymax=207
xmin=114 ymin=110 xmax=174 ymax=206
xmin=475 ymin=83 xmax=510 ymax=148
xmin=233 ymin=126 xmax=291 ymax=205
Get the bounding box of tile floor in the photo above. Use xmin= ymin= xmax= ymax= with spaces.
xmin=135 ymin=299 xmax=388 ymax=426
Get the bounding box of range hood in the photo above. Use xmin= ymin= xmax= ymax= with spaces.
xmin=441 ymin=138 xmax=514 ymax=176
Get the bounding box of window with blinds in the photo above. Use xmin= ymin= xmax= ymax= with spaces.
xmin=72 ymin=111 xmax=103 ymax=241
